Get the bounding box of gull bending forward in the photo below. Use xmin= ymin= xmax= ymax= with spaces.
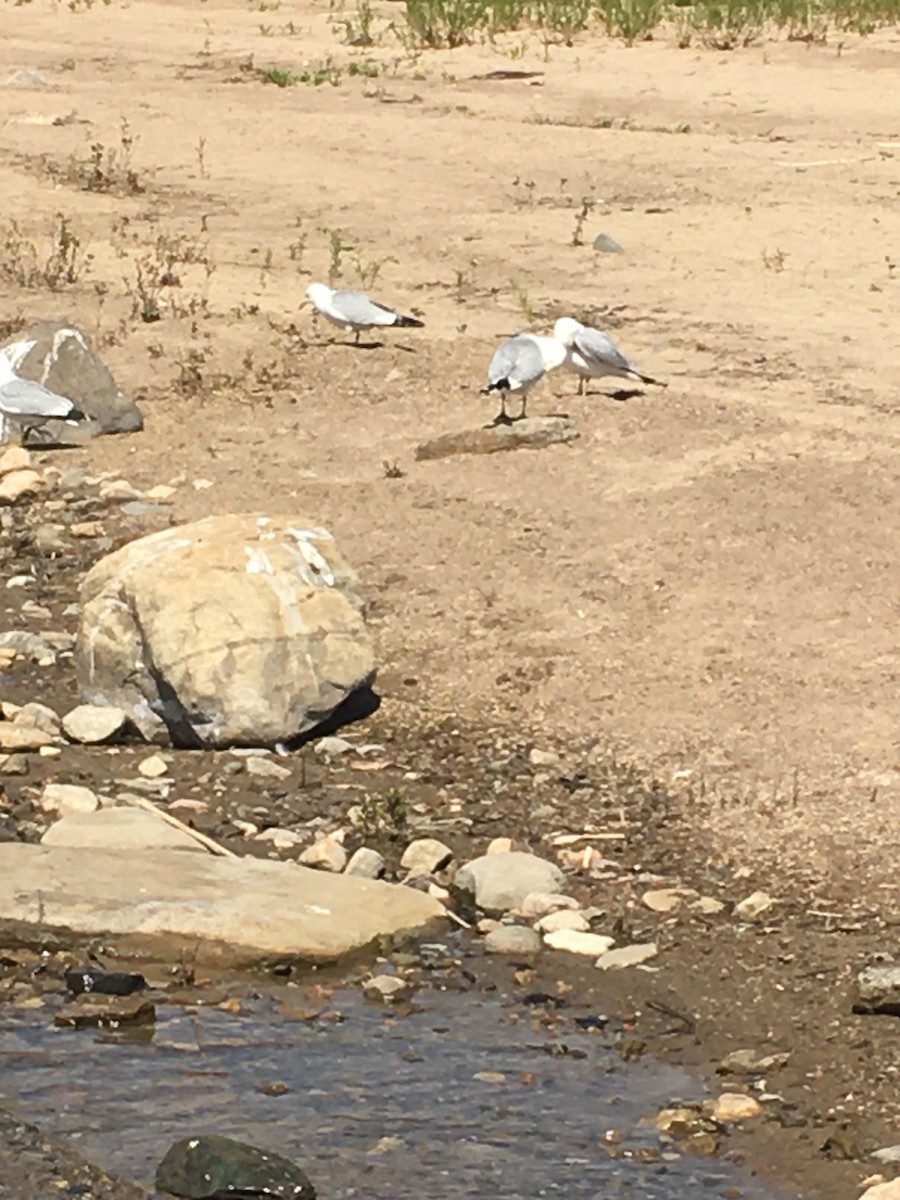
xmin=482 ymin=334 xmax=567 ymax=424
xmin=305 ymin=283 xmax=424 ymax=345
xmin=553 ymin=317 xmax=667 ymax=396
xmin=0 ymin=353 xmax=86 ymax=445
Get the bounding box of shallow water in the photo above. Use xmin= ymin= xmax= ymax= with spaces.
xmin=1 ymin=982 xmax=799 ymax=1199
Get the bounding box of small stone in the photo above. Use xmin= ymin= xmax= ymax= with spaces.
xmin=693 ymin=896 xmax=726 ymax=915
xmin=643 ymin=887 xmax=696 ymax=913
xmin=15 ymin=701 xmax=61 ymax=736
xmin=854 ymin=965 xmax=900 ymax=1016
xmin=39 ymin=783 xmax=100 ymax=815
xmin=99 ymin=479 xmax=143 ymax=500
xmin=543 ymin=929 xmax=615 ymax=956
xmin=718 ymin=1048 xmax=789 ymax=1075
xmin=254 ymin=828 xmax=304 ymax=850
xmin=455 ymin=851 xmax=566 ymax=915
xmin=518 ymin=892 xmax=581 ymax=919
xmin=711 ymin=1093 xmax=764 ymax=1122
xmin=0 ymin=724 xmax=53 ymax=752
xmin=71 ymin=520 xmax=105 ymax=538
xmin=0 ymin=753 xmax=28 ymax=775
xmin=872 ymin=1147 xmax=900 ymax=1165
xmin=535 ymin=909 xmax=589 ymax=934
xmin=363 ymin=974 xmax=410 ymax=1001
xmin=256 ymin=1080 xmax=290 ymax=1097
xmin=484 ymin=925 xmax=541 ymax=955
xmin=0 ymin=469 xmax=44 ymax=505
xmin=401 ymin=837 xmax=454 ymax=877
xmin=528 ymin=747 xmax=558 ymax=767
xmin=735 ymin=890 xmax=778 ymax=920
xmin=246 ymin=756 xmax=292 ymax=781
xmin=145 ymin=484 xmax=176 ymax=501
xmin=595 ymin=943 xmax=658 ymax=970
xmin=298 ymin=835 xmax=347 ymax=873
xmin=38 ymin=745 xmax=61 ymax=758
xmin=232 ymin=819 xmax=259 ymax=837
xmin=344 ymin=847 xmax=386 ymax=878
xmin=314 ymin=735 xmax=354 ymax=757
xmin=0 ymin=446 xmax=32 ymax=475
xmin=155 ymin=1134 xmax=315 ymax=1200
xmin=55 ymin=993 xmax=156 ymax=1027
xmin=65 ymin=967 xmax=146 ymax=996
xmin=0 ymin=631 xmax=56 ymax=661
xmin=62 ymin=703 xmax=129 ymax=744
xmin=138 ymin=753 xmax=169 ymax=778
xmin=593 ymin=233 xmax=625 ymax=254
xmin=486 ymin=836 xmax=514 ymax=855
xmin=861 ymin=1182 xmax=900 ymax=1200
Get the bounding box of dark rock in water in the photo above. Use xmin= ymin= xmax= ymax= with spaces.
xmin=55 ymin=993 xmax=156 ymax=1028
xmin=0 ymin=321 xmax=143 ymax=444
xmin=155 ymin=1134 xmax=316 ymax=1199
xmin=65 ymin=967 xmax=147 ymax=997
xmin=416 ymin=416 xmax=579 ymax=461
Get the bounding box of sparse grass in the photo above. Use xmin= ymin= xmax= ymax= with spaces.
xmin=0 ymin=214 xmax=92 ymax=291
xmin=571 ymin=196 xmax=595 ymax=246
xmin=113 ymin=216 xmax=216 ymax=324
xmin=509 ymin=278 xmax=537 ymax=324
xmin=383 ymin=459 xmax=406 ymax=478
xmin=762 ymin=246 xmax=789 ymax=271
xmin=336 ymin=0 xmax=378 ymax=44
xmin=357 ymin=787 xmax=409 ymax=837
xmin=81 ymin=118 xmax=144 ymax=195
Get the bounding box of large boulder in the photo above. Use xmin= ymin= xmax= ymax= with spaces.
xmin=75 ymin=514 xmax=375 ymax=748
xmin=0 ymin=320 xmax=142 ymax=444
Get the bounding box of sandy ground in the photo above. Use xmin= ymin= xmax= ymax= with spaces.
xmin=1 ymin=3 xmax=899 ymax=1170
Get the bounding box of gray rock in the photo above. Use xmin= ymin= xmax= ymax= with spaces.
xmin=534 ymin=909 xmax=589 ymax=934
xmin=854 ymin=964 xmax=900 ymax=1016
xmin=595 ymin=942 xmax=659 ymax=969
xmin=363 ymin=974 xmax=410 ymax=1001
xmin=38 ymin=783 xmax=100 ymax=816
xmin=6 ymin=69 xmax=49 ymax=88
xmin=345 ymin=847 xmax=386 ymax=878
xmin=734 ymin=890 xmax=778 ymax=920
xmin=246 ymin=755 xmax=292 ymax=781
xmin=40 ymin=807 xmax=205 ymax=852
xmin=455 ymin=851 xmax=566 ymax=914
xmin=593 ymin=233 xmax=625 ymax=254
xmin=0 ymin=843 xmax=445 ymax=966
xmin=484 ymin=925 xmax=541 ymax=955
xmin=718 ymin=1048 xmax=790 ymax=1075
xmin=0 ymin=631 xmax=57 ymax=661
xmin=155 ymin=1134 xmax=315 ymax=1200
xmin=401 ymin=837 xmax=455 ymax=878
xmin=14 ymin=702 xmax=61 ymax=736
xmin=75 ymin=515 xmax=375 ymax=748
xmin=415 ymin=416 xmax=580 ymax=462
xmin=62 ymin=703 xmax=129 ymax=744
xmin=1 ymin=321 xmax=142 ymax=442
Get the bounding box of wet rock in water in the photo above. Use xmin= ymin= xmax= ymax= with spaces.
xmin=534 ymin=909 xmax=589 ymax=934
xmin=518 ymin=892 xmax=581 ymax=919
xmin=155 ymin=1134 xmax=315 ymax=1200
xmin=363 ymin=974 xmax=411 ymax=1001
xmin=415 ymin=417 xmax=580 ymax=461
xmin=544 ymin=929 xmax=615 ymax=956
xmin=595 ymin=943 xmax=658 ymax=970
xmin=1 ymin=321 xmax=143 ymax=442
xmin=65 ymin=967 xmax=146 ymax=996
xmin=40 ymin=807 xmax=206 ymax=852
xmin=55 ymin=992 xmax=155 ymax=1027
xmin=76 ymin=515 xmax=375 ymax=748
xmin=345 ymin=846 xmax=386 ymax=878
xmin=38 ymin=782 xmax=100 ymax=816
xmin=718 ymin=1048 xmax=790 ymax=1075
xmin=62 ymin=703 xmax=130 ymax=744
xmin=734 ymin=890 xmax=778 ymax=920
xmin=711 ymin=1093 xmax=764 ymax=1122
xmin=257 ymin=1080 xmax=291 ymax=1097
xmin=854 ymin=965 xmax=900 ymax=1016
xmin=298 ymin=834 xmax=347 ymax=872
xmin=455 ymin=851 xmax=566 ymax=914
xmin=484 ymin=925 xmax=541 ymax=955
xmin=401 ymin=837 xmax=455 ymax=878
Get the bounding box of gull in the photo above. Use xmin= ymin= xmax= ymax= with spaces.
xmin=0 ymin=352 xmax=87 ymax=445
xmin=481 ymin=333 xmax=568 ymax=424
xmin=304 ymin=282 xmax=424 ymax=345
xmin=553 ymin=317 xmax=667 ymax=396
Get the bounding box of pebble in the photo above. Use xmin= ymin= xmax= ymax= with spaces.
xmin=38 ymin=783 xmax=100 ymax=816
xmin=364 ymin=974 xmax=410 ymax=1001
xmin=255 ymin=828 xmax=303 ymax=849
xmin=0 ymin=630 xmax=57 ymax=661
xmin=0 ymin=724 xmax=53 ymax=752
xmin=693 ymin=896 xmax=726 ymax=915
xmin=484 ymin=925 xmax=541 ymax=955
xmin=298 ymin=835 xmax=347 ymax=872
xmin=400 ymin=836 xmax=455 ymax=877
xmin=245 ymin=756 xmax=292 ymax=781
xmin=711 ymin=1093 xmax=764 ymax=1122
xmin=718 ymin=1048 xmax=789 ymax=1075
xmin=543 ymin=929 xmax=615 ymax=956
xmin=138 ymin=753 xmax=169 ymax=778
xmin=98 ymin=479 xmax=143 ymax=500
xmin=0 ymin=469 xmax=44 ymax=505
xmin=455 ymin=851 xmax=565 ymax=914
xmin=344 ymin=847 xmax=386 ymax=878
xmin=595 ymin=943 xmax=659 ymax=970
xmin=62 ymin=703 xmax=129 ymax=744
xmin=0 ymin=753 xmax=28 ymax=775
xmin=855 ymin=965 xmax=900 ymax=1015
xmin=0 ymin=446 xmax=32 ymax=474
xmin=65 ymin=967 xmax=146 ymax=996
xmin=528 ymin=747 xmax=558 ymax=767
xmin=735 ymin=890 xmax=778 ymax=920
xmin=145 ymin=484 xmax=177 ymax=501
xmin=534 ymin=909 xmax=590 ymax=934
xmin=518 ymin=892 xmax=581 ymax=919
xmin=642 ymin=887 xmax=696 ymax=913
xmin=487 ymin=836 xmax=514 ymax=854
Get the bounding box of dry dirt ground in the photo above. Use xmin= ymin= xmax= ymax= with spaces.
xmin=1 ymin=2 xmax=899 ymax=1197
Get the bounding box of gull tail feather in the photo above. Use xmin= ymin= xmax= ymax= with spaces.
xmin=481 ymin=378 xmax=508 ymax=395
xmin=632 ymin=370 xmax=667 ymax=388
xmin=393 ymin=314 xmax=424 ymax=329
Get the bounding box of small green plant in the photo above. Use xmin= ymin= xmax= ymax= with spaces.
xmin=595 ymin=0 xmax=663 ymax=42
xmin=338 ymin=0 xmax=377 ymax=43
xmin=383 ymin=459 xmax=405 ymax=478
xmin=324 ymin=227 xmax=355 ymax=284
xmin=762 ymin=246 xmax=788 ymax=271
xmin=681 ymin=0 xmax=766 ymax=46
xmin=82 ymin=118 xmax=143 ymax=194
xmin=350 ymin=250 xmax=397 ymax=290
xmin=348 ymin=58 xmax=381 ymax=76
xmin=0 ymin=214 xmax=91 ymax=291
xmin=261 ymin=66 xmax=299 ymax=86
xmin=359 ymin=787 xmax=409 ymax=835
xmin=509 ymin=278 xmax=536 ymax=324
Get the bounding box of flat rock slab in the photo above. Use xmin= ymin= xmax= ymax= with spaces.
xmin=416 ymin=417 xmax=579 ymax=461
xmin=0 ymin=844 xmax=445 ymax=967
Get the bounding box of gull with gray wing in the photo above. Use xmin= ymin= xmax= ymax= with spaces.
xmin=482 ymin=333 xmax=568 ymax=424
xmin=305 ymin=282 xmax=424 ymax=345
xmin=0 ymin=351 xmax=86 ymax=445
xmin=553 ymin=317 xmax=667 ymax=396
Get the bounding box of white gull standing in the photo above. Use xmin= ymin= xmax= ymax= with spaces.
xmin=305 ymin=282 xmax=424 ymax=345
xmin=0 ymin=348 xmax=86 ymax=445
xmin=553 ymin=317 xmax=667 ymax=396
xmin=481 ymin=333 xmax=568 ymax=424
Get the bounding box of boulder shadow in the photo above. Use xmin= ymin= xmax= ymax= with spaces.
xmin=286 ymin=684 xmax=382 ymax=750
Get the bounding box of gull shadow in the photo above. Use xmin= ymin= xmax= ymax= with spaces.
xmin=284 ymin=685 xmax=382 ymax=750
xmin=608 ymin=387 xmax=645 ymax=402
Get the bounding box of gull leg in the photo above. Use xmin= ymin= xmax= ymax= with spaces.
xmin=354 ymin=329 xmax=361 ymax=346
xmin=491 ymin=391 xmax=513 ymax=427
xmin=517 ymin=394 xmax=528 ymax=421
xmin=578 ymin=377 xmax=585 ymax=397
